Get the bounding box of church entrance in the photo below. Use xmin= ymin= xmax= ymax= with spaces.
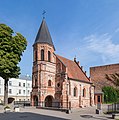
xmin=33 ymin=95 xmax=38 ymax=106
xmin=45 ymin=95 xmax=53 ymax=107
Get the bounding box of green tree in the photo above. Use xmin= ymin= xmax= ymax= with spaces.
xmin=102 ymin=86 xmax=118 ymax=103
xmin=0 ymin=24 xmax=27 ymax=105
xmin=105 ymin=73 xmax=119 ymax=88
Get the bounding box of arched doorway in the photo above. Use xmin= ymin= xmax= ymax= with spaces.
xmin=33 ymin=95 xmax=38 ymax=106
xmin=8 ymin=97 xmax=15 ymax=104
xmin=45 ymin=95 xmax=53 ymax=107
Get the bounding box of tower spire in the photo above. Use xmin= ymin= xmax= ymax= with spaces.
xmin=34 ymin=17 xmax=55 ymax=50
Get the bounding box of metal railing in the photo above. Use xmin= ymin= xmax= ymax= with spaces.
xmin=108 ymin=103 xmax=119 ymax=113
xmin=14 ymin=101 xmax=30 ymax=107
xmin=36 ymin=101 xmax=71 ymax=110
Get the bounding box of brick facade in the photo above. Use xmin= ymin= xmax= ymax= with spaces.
xmin=90 ymin=63 xmax=119 ymax=90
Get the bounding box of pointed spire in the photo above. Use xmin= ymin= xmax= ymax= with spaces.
xmin=34 ymin=19 xmax=55 ymax=50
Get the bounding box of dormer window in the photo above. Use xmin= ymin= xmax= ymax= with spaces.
xmin=41 ymin=49 xmax=44 ymax=61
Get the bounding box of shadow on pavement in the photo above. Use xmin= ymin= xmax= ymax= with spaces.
xmin=80 ymin=114 xmax=112 ymax=120
xmin=0 ymin=112 xmax=70 ymax=120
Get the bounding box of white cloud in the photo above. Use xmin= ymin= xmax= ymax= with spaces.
xmin=84 ymin=33 xmax=119 ymax=63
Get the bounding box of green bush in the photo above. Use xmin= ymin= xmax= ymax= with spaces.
xmin=102 ymin=86 xmax=118 ymax=103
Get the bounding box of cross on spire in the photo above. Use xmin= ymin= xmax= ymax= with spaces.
xmin=42 ymin=10 xmax=46 ymax=19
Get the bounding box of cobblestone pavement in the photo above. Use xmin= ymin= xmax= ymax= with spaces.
xmin=0 ymin=104 xmax=113 ymax=120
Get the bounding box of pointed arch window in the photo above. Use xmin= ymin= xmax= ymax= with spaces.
xmin=74 ymin=87 xmax=77 ymax=97
xmin=35 ymin=78 xmax=38 ymax=87
xmin=48 ymin=51 xmax=51 ymax=62
xmin=48 ymin=80 xmax=52 ymax=86
xmin=41 ymin=49 xmax=44 ymax=61
xmin=83 ymin=88 xmax=86 ymax=97
xmin=34 ymin=51 xmax=37 ymax=61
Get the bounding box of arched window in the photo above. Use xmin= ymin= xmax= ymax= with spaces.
xmin=83 ymin=88 xmax=86 ymax=97
xmin=35 ymin=78 xmax=37 ymax=87
xmin=34 ymin=51 xmax=37 ymax=61
xmin=48 ymin=80 xmax=51 ymax=86
xmin=48 ymin=51 xmax=51 ymax=62
xmin=74 ymin=87 xmax=77 ymax=97
xmin=41 ymin=49 xmax=44 ymax=61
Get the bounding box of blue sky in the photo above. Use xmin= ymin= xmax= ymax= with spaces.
xmin=0 ymin=0 xmax=119 ymax=77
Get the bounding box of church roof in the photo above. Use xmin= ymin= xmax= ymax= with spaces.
xmin=34 ymin=19 xmax=55 ymax=49
xmin=56 ymin=55 xmax=90 ymax=83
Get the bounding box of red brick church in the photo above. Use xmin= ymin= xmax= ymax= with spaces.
xmin=31 ymin=18 xmax=95 ymax=109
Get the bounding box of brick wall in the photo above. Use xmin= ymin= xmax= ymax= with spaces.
xmin=90 ymin=63 xmax=119 ymax=90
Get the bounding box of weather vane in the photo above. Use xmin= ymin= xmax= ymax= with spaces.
xmin=42 ymin=10 xmax=46 ymax=19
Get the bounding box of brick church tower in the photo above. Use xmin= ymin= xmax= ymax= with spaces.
xmin=31 ymin=18 xmax=56 ymax=106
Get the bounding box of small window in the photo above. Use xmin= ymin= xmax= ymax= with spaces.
xmin=9 ymin=81 xmax=12 ymax=86
xmin=41 ymin=49 xmax=44 ymax=61
xmin=23 ymin=83 xmax=25 ymax=87
xmin=19 ymin=89 xmax=21 ymax=94
xmin=48 ymin=80 xmax=52 ymax=86
xmin=23 ymin=90 xmax=25 ymax=94
xmin=19 ymin=82 xmax=21 ymax=86
xmin=28 ymin=90 xmax=30 ymax=94
xmin=19 ymin=99 xmax=21 ymax=101
xmin=83 ymin=88 xmax=86 ymax=97
xmin=9 ymin=89 xmax=12 ymax=94
xmin=74 ymin=87 xmax=77 ymax=97
xmin=48 ymin=51 xmax=51 ymax=62
xmin=28 ymin=83 xmax=30 ymax=87
xmin=57 ymin=83 xmax=60 ymax=87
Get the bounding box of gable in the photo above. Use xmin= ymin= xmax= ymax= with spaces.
xmin=56 ymin=55 xmax=90 ymax=83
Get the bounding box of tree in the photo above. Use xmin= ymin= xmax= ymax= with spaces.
xmin=102 ymin=86 xmax=118 ymax=103
xmin=0 ymin=24 xmax=27 ymax=105
xmin=105 ymin=73 xmax=119 ymax=88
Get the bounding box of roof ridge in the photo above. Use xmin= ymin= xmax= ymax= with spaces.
xmin=74 ymin=61 xmax=91 ymax=82
xmin=56 ymin=54 xmax=74 ymax=63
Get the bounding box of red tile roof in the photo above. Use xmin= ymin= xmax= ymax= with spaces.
xmin=56 ymin=55 xmax=90 ymax=83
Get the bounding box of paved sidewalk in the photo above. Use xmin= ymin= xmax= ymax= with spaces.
xmin=0 ymin=105 xmax=113 ymax=120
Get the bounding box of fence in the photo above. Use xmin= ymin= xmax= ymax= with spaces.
xmin=37 ymin=101 xmax=71 ymax=110
xmin=14 ymin=101 xmax=71 ymax=110
xmin=14 ymin=101 xmax=30 ymax=107
xmin=108 ymin=103 xmax=119 ymax=113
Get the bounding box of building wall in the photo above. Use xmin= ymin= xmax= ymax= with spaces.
xmin=55 ymin=57 xmax=94 ymax=108
xmin=0 ymin=77 xmax=32 ymax=103
xmin=69 ymin=80 xmax=91 ymax=108
xmin=90 ymin=63 xmax=119 ymax=90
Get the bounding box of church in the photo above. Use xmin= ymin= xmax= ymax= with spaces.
xmin=31 ymin=18 xmax=95 ymax=109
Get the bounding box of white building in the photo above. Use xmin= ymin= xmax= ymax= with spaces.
xmin=0 ymin=76 xmax=32 ymax=104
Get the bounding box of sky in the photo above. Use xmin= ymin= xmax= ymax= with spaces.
xmin=0 ymin=0 xmax=119 ymax=77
